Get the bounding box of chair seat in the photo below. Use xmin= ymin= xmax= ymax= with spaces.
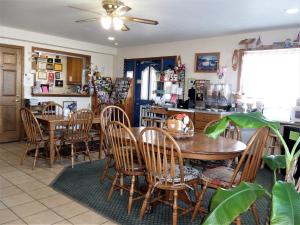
xmin=157 ymin=165 xmax=200 ymax=183
xmin=202 ymin=166 xmax=241 ymax=187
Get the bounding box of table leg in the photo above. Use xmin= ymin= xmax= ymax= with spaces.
xmin=49 ymin=129 xmax=55 ymax=167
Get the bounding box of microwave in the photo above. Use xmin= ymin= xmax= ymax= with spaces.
xmin=290 ymin=106 xmax=300 ymax=122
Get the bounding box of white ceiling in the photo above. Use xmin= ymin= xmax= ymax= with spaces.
xmin=0 ymin=0 xmax=300 ymax=47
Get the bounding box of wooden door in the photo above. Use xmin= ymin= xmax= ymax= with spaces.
xmin=0 ymin=46 xmax=22 ymax=142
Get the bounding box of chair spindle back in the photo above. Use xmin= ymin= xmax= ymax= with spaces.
xmin=138 ymin=127 xmax=184 ymax=187
xmin=20 ymin=108 xmax=44 ymax=143
xmin=107 ymin=121 xmax=141 ymax=174
xmin=66 ymin=109 xmax=93 ymax=142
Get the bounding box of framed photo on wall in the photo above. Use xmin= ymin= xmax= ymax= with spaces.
xmin=54 ymin=63 xmax=63 ymax=71
xmin=195 ymin=52 xmax=220 ymax=73
xmin=55 ymin=80 xmax=63 ymax=87
xmin=55 ymin=72 xmax=61 ymax=79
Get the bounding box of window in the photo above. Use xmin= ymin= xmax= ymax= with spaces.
xmin=241 ymin=49 xmax=300 ymax=121
xmin=141 ymin=66 xmax=158 ymax=100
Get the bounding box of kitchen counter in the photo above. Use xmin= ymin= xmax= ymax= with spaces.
xmin=167 ymin=107 xmax=232 ymax=115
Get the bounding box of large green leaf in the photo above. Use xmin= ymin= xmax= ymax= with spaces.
xmin=263 ymin=155 xmax=286 ymax=171
xmin=202 ymin=182 xmax=266 ymax=225
xmin=271 ymin=181 xmax=300 ymax=225
xmin=204 ymin=112 xmax=280 ymax=139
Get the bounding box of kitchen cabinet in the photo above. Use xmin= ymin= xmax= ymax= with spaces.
xmin=67 ymin=57 xmax=83 ymax=85
xmin=194 ymin=112 xmax=222 ymax=132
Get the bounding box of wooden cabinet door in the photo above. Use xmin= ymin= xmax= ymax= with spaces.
xmin=67 ymin=57 xmax=83 ymax=85
xmin=0 ymin=46 xmax=22 ymax=142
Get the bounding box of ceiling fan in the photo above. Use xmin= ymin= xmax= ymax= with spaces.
xmin=69 ymin=0 xmax=159 ymax=31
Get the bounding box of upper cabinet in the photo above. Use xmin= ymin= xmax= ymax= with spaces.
xmin=67 ymin=57 xmax=83 ymax=85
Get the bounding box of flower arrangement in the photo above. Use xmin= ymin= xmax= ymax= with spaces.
xmin=167 ymin=113 xmax=193 ymax=134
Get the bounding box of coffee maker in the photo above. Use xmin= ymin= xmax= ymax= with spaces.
xmin=194 ymin=80 xmax=210 ymax=109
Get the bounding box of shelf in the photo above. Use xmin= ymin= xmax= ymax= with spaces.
xmin=31 ymin=93 xmax=90 ymax=97
xmin=156 ymin=80 xmax=184 ymax=83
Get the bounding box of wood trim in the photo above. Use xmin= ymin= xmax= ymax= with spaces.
xmin=32 ymin=47 xmax=91 ymax=58
xmin=236 ymin=50 xmax=245 ymax=93
xmin=31 ymin=93 xmax=90 ymax=97
xmin=124 ymin=55 xmax=178 ymax=61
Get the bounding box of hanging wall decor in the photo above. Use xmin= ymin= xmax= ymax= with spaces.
xmin=54 ymin=63 xmax=63 ymax=71
xmin=195 ymin=52 xmax=220 ymax=73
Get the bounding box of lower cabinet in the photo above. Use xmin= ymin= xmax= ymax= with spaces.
xmin=194 ymin=112 xmax=222 ymax=132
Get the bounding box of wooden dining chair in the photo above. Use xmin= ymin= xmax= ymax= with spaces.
xmin=42 ymin=102 xmax=65 ymax=135
xmin=106 ymin=121 xmax=145 ymax=214
xmin=138 ymin=127 xmax=200 ymax=225
xmin=89 ymin=102 xmax=110 ymax=153
xmin=192 ymin=127 xmax=269 ymax=225
xmin=60 ymin=109 xmax=93 ymax=168
xmin=99 ymin=105 xmax=131 ymax=183
xmin=20 ymin=108 xmax=50 ymax=169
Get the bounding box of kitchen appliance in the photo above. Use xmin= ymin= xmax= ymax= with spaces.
xmin=205 ymin=83 xmax=232 ymax=110
xmin=194 ymin=80 xmax=209 ymax=109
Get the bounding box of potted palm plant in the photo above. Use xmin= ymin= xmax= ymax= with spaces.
xmin=201 ymin=112 xmax=300 ymax=225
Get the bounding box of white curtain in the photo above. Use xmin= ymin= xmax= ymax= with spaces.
xmin=141 ymin=66 xmax=157 ymax=100
xmin=241 ymin=48 xmax=300 ymax=121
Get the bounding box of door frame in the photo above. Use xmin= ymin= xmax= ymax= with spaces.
xmin=0 ymin=43 xmax=25 ymax=142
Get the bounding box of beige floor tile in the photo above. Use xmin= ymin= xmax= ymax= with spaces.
xmin=23 ymin=210 xmax=64 ymax=225
xmin=0 ymin=177 xmax=13 ymax=189
xmin=30 ymin=170 xmax=57 ymax=180
xmin=10 ymin=200 xmax=48 ymax=218
xmin=39 ymin=176 xmax=56 ymax=185
xmin=53 ymin=219 xmax=73 ymax=225
xmin=69 ymin=211 xmax=108 ymax=225
xmin=0 ymin=166 xmax=18 ymax=174
xmin=1 ymin=192 xmax=34 ymax=207
xmin=0 ymin=208 xmax=19 ymax=224
xmin=1 ymin=218 xmax=26 ymax=225
xmin=102 ymin=221 xmax=119 ymax=225
xmin=0 ymin=201 xmax=7 ymax=209
xmin=1 ymin=171 xmax=27 ymax=179
xmin=39 ymin=194 xmax=72 ymax=209
xmin=7 ymin=175 xmax=36 ymax=185
xmin=17 ymin=180 xmax=46 ymax=192
xmin=0 ymin=186 xmax=23 ymax=198
xmin=52 ymin=201 xmax=89 ymax=219
xmin=27 ymin=186 xmax=57 ymax=199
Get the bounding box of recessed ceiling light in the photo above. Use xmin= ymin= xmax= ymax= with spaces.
xmin=286 ymin=8 xmax=299 ymax=14
xmin=114 ymin=43 xmax=119 ymax=46
xmin=108 ymin=36 xmax=115 ymax=41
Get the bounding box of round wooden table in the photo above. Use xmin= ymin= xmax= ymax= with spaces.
xmin=130 ymin=127 xmax=246 ymax=160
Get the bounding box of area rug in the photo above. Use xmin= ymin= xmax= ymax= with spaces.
xmin=51 ymin=160 xmax=271 ymax=225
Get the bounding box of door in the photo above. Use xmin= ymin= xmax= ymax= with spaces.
xmin=133 ymin=60 xmax=161 ymax=126
xmin=0 ymin=46 xmax=23 ymax=142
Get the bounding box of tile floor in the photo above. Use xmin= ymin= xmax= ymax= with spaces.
xmin=0 ymin=142 xmax=118 ymax=225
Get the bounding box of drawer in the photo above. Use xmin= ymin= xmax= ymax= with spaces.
xmin=194 ymin=121 xmax=208 ymax=130
xmin=195 ymin=113 xmax=221 ymax=122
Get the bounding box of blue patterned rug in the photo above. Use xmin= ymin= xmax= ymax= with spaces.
xmin=51 ymin=160 xmax=271 ymax=225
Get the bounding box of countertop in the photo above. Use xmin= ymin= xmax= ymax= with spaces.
xmin=167 ymin=107 xmax=232 ymax=115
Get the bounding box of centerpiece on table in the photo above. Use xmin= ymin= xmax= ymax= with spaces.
xmin=164 ymin=113 xmax=194 ymax=139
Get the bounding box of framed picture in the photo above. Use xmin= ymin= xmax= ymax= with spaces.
xmin=63 ymin=101 xmax=77 ymax=113
xmin=195 ymin=52 xmax=220 ymax=73
xmin=48 ymin=72 xmax=54 ymax=82
xmin=41 ymin=84 xmax=49 ymax=93
xmin=54 ymin=63 xmax=63 ymax=71
xmin=55 ymin=56 xmax=61 ymax=63
xmin=47 ymin=58 xmax=53 ymax=63
xmin=38 ymin=62 xmax=46 ymax=70
xmin=37 ymin=71 xmax=47 ymax=80
xmin=46 ymin=63 xmax=54 ymax=70
xmin=55 ymin=72 xmax=61 ymax=79
xmin=55 ymin=80 xmax=63 ymax=87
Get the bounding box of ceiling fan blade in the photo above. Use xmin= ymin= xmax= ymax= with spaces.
xmin=121 ymin=16 xmax=159 ymax=25
xmin=75 ymin=18 xmax=99 ymax=23
xmin=68 ymin=5 xmax=101 ymax=16
xmin=121 ymin=24 xmax=130 ymax=31
xmin=115 ymin=5 xmax=131 ymax=16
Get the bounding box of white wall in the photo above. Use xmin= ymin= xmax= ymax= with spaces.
xmin=117 ymin=27 xmax=300 ymax=98
xmin=0 ymin=25 xmax=117 ymax=109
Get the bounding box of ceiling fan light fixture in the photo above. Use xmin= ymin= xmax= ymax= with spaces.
xmin=113 ymin=17 xmax=124 ymax=30
xmin=101 ymin=15 xmax=112 ymax=29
